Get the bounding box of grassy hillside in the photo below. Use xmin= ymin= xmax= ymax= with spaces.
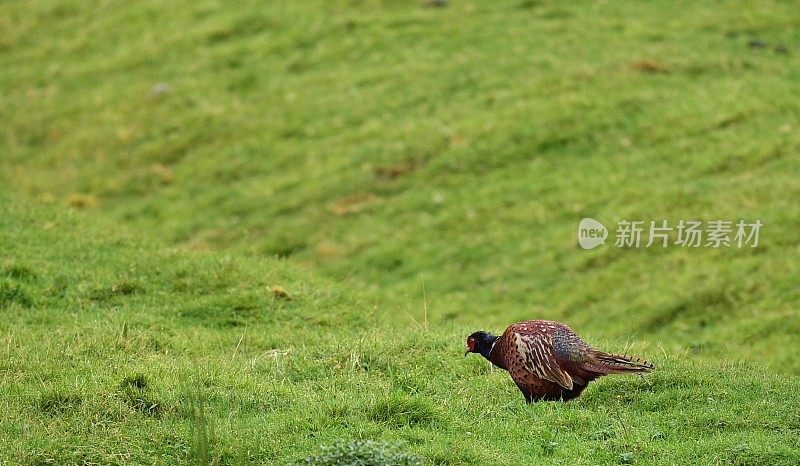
xmin=2 ymin=0 xmax=799 ymax=372
xmin=2 ymin=0 xmax=800 ymax=464
xmin=2 ymin=198 xmax=799 ymax=464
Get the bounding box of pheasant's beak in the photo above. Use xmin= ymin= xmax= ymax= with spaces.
xmin=464 ymin=350 xmax=469 ymax=357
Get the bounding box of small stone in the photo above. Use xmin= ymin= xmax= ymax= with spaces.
xmin=149 ymin=82 xmax=170 ymax=98
xmin=269 ymin=285 xmax=292 ymax=300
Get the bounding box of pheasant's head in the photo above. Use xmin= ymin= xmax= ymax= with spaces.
xmin=465 ymin=330 xmax=497 ymax=359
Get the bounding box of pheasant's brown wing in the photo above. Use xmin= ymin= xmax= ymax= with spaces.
xmin=502 ymin=323 xmax=574 ymax=390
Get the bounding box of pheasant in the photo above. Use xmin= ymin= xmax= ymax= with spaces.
xmin=465 ymin=320 xmax=653 ymax=402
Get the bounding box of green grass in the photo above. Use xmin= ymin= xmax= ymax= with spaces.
xmin=2 ymin=199 xmax=799 ymax=464
xmin=2 ymin=0 xmax=800 ymax=464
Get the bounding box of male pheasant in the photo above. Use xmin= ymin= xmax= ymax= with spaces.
xmin=465 ymin=320 xmax=653 ymax=402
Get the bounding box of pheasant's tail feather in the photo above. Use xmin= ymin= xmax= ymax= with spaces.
xmin=585 ymin=350 xmax=654 ymax=375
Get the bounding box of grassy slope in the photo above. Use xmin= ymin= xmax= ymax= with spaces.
xmin=1 ymin=198 xmax=799 ymax=465
xmin=2 ymin=0 xmax=800 ymax=464
xmin=2 ymin=0 xmax=799 ymax=371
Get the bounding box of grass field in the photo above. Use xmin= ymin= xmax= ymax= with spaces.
xmin=2 ymin=0 xmax=800 ymax=464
